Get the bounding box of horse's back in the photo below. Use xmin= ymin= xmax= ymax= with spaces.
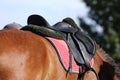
xmin=0 ymin=29 xmax=70 ymax=80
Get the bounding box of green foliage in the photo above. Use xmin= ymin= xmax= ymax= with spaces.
xmin=79 ymin=0 xmax=120 ymax=65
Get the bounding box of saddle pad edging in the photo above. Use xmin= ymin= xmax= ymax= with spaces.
xmin=46 ymin=37 xmax=87 ymax=73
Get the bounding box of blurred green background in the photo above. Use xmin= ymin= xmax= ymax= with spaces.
xmin=79 ymin=0 xmax=120 ymax=66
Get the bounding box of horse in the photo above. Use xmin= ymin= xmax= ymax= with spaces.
xmin=0 ymin=14 xmax=120 ymax=80
xmin=0 ymin=28 xmax=120 ymax=80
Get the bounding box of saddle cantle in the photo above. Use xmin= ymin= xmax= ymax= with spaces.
xmin=27 ymin=14 xmax=51 ymax=28
xmin=21 ymin=14 xmax=96 ymax=74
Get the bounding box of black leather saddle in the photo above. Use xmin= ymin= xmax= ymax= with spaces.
xmin=21 ymin=14 xmax=96 ymax=71
xmin=52 ymin=21 xmax=96 ymax=67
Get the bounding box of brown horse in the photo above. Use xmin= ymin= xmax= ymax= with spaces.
xmin=0 ymin=28 xmax=120 ymax=80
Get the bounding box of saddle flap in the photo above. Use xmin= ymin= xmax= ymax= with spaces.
xmin=75 ymin=31 xmax=96 ymax=55
xmin=72 ymin=32 xmax=95 ymax=66
xmin=65 ymin=32 xmax=95 ymax=66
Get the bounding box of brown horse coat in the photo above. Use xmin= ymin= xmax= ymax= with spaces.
xmin=0 ymin=29 xmax=119 ymax=80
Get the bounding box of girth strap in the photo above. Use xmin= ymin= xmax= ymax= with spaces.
xmin=78 ymin=67 xmax=100 ymax=80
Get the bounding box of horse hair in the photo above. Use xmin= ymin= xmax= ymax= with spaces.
xmin=97 ymin=45 xmax=120 ymax=79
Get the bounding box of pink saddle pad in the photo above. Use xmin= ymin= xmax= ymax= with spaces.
xmin=47 ymin=37 xmax=94 ymax=73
